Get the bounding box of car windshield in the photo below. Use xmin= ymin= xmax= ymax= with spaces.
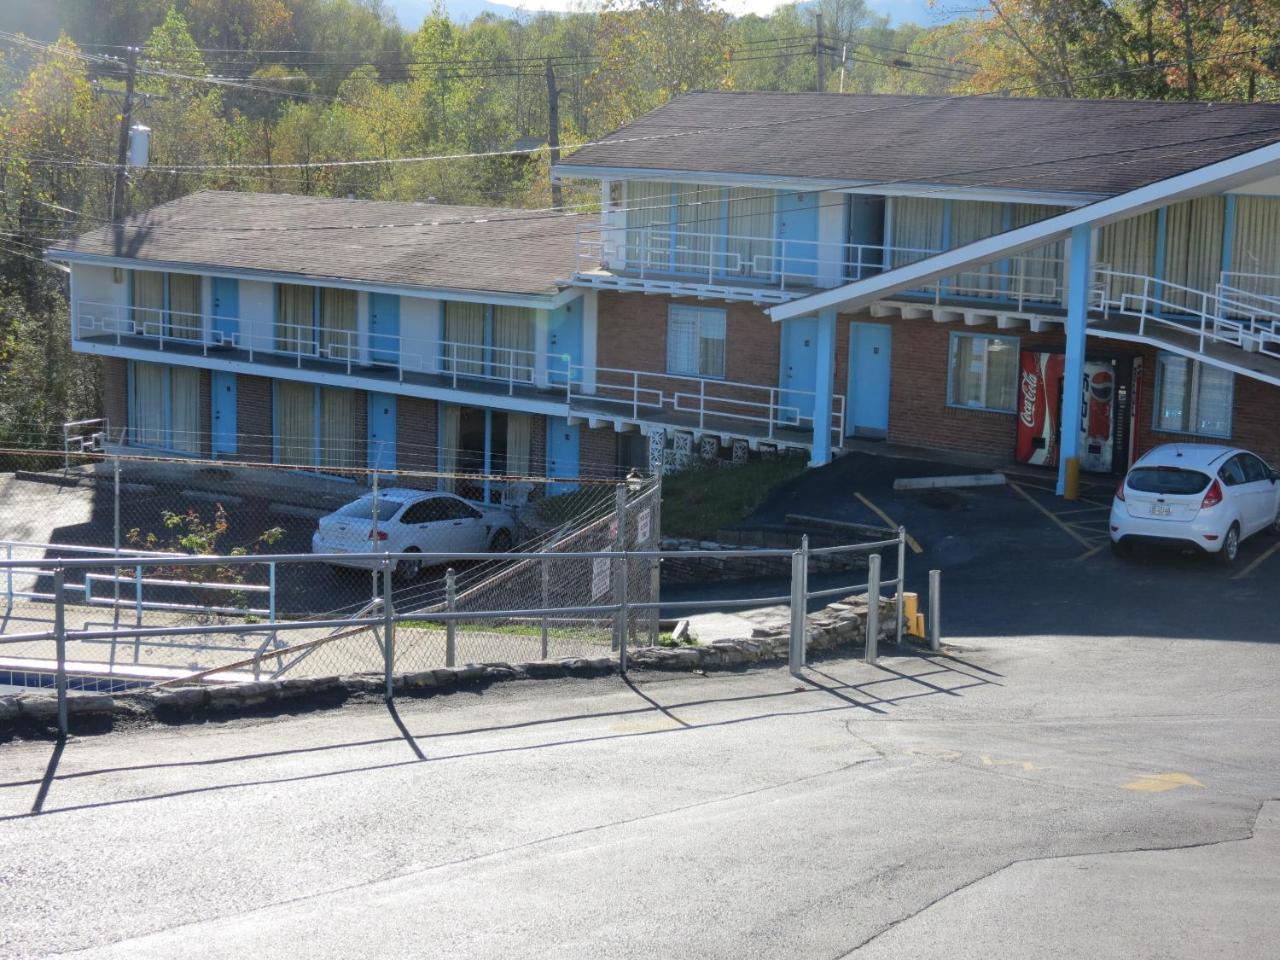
xmin=1126 ymin=467 xmax=1211 ymax=496
xmin=334 ymin=497 xmax=400 ymax=521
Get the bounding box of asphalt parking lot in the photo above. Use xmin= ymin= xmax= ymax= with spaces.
xmin=749 ymin=449 xmax=1280 ymax=644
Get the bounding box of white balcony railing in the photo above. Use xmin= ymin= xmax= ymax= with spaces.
xmin=568 ymin=364 xmax=845 ymax=445
xmin=1093 ymin=268 xmax=1280 ymax=360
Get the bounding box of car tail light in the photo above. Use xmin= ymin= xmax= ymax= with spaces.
xmin=1115 ymin=478 xmax=1126 ymax=501
xmin=1200 ymin=480 xmax=1223 ymax=509
xmin=369 ymin=530 xmax=388 ymax=541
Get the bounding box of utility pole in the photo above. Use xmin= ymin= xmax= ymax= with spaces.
xmin=110 ymin=46 xmax=139 ymax=241
xmin=815 ymin=13 xmax=826 ymax=92
xmin=545 ymin=58 xmax=563 ymax=209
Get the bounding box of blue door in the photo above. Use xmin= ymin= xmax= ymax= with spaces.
xmin=547 ymin=299 xmax=583 ymax=387
xmin=546 ymin=416 xmax=581 ymax=495
xmin=776 ymin=192 xmax=819 ymax=283
xmin=847 ymin=322 xmax=892 ymax=438
xmin=367 ymin=392 xmax=397 ymax=470
xmin=779 ymin=317 xmax=818 ymax=423
xmin=369 ymin=293 xmax=400 ymax=366
xmin=211 ymin=371 xmax=237 ymax=456
xmin=211 ymin=278 xmax=239 ymax=344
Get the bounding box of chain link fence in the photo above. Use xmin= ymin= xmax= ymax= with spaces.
xmin=0 ymin=438 xmax=660 ymax=688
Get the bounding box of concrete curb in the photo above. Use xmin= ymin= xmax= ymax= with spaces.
xmin=892 ymin=473 xmax=1007 ymax=491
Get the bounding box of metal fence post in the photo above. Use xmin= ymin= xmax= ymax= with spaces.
xmin=929 ymin=569 xmax=942 ymax=653
xmin=112 ymin=456 xmax=121 ymax=609
xmin=445 ymin=567 xmax=457 ymax=668
xmin=382 ymin=561 xmax=395 ymax=700
xmin=612 ymin=485 xmax=626 ymax=652
xmin=5 ymin=542 xmax=12 ymax=610
xmin=540 ymin=553 xmax=550 ymax=659
xmin=648 ymin=474 xmax=662 ymax=647
xmin=618 ymin=552 xmax=629 ymax=673
xmin=268 ymin=561 xmax=277 ymax=649
xmin=788 ymin=551 xmax=805 ymax=676
xmin=865 ymin=553 xmax=881 ymax=664
xmin=895 ymin=526 xmax=906 ymax=646
xmin=53 ymin=567 xmax=68 ymax=738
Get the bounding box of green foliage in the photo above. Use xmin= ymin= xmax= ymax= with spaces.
xmin=126 ymin=502 xmax=285 ymax=591
xmin=660 ymin=456 xmax=807 ymax=540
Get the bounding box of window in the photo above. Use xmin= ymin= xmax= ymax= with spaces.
xmin=1219 ymin=456 xmax=1248 ymax=487
xmin=1154 ymin=353 xmax=1232 ymax=438
xmin=947 ymin=333 xmax=1018 ymax=412
xmin=401 ymin=498 xmax=452 ymax=525
xmin=274 ymin=382 xmax=359 ymax=471
xmin=1240 ymin=453 xmax=1271 ymax=484
xmin=128 ymin=361 xmax=200 ymax=452
xmin=667 ymin=305 xmax=726 ymax=379
xmin=131 ymin=271 xmax=202 ymax=340
xmin=276 ymin=283 xmax=315 ymax=354
xmin=319 ymin=288 xmax=357 ymax=358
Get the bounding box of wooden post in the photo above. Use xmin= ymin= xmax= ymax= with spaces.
xmin=545 ymin=59 xmax=563 ymax=210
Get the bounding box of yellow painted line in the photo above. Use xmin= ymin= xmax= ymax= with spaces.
xmin=1074 ymin=543 xmax=1107 ymax=562
xmin=1055 ymin=505 xmax=1113 ymax=516
xmin=1008 ymin=481 xmax=1094 ymax=549
xmin=854 ymin=492 xmax=923 ymax=554
xmin=1233 ymin=538 xmax=1280 ymax=580
xmin=1122 ymin=772 xmax=1204 ymax=793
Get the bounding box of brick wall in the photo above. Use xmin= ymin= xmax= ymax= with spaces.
xmin=395 ymin=396 xmax=438 ymax=473
xmin=579 ymin=425 xmax=619 ymax=478
xmin=866 ymin=311 xmax=1280 ymax=470
xmin=350 ymin=389 xmax=368 ymax=470
xmin=236 ymin=374 xmax=274 ymax=462
xmin=101 ymin=357 xmax=128 ymax=442
xmin=198 ymin=370 xmax=212 ymax=458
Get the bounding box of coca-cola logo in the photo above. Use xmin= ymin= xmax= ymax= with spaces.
xmin=1019 ymin=372 xmax=1039 ymax=428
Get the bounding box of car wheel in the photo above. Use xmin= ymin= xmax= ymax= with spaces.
xmin=396 ymin=547 xmax=423 ymax=581
xmin=1216 ymin=523 xmax=1241 ymax=566
xmin=489 ymin=529 xmax=513 ymax=553
xmin=1110 ymin=539 xmax=1131 ymax=559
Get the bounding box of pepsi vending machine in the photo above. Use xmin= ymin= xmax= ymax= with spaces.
xmin=1015 ymin=350 xmax=1121 ymax=473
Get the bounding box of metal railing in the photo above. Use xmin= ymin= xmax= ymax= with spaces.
xmin=1094 ymin=268 xmax=1280 ymax=360
xmin=0 ymin=529 xmax=930 ymax=737
xmin=568 ymin=363 xmax=846 ymax=443
xmin=911 ymin=255 xmax=1066 ymax=310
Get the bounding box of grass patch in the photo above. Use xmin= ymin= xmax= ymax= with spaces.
xmin=660 ymin=457 xmax=807 ymax=540
xmin=400 ymin=619 xmax=673 ymax=646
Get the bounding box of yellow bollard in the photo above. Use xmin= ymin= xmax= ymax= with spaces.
xmin=1064 ymin=456 xmax=1080 ymax=501
xmin=903 ymin=592 xmax=919 ymax=625
xmin=914 ymin=612 xmax=926 ymax=638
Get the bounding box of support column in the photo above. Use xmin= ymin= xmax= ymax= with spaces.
xmin=810 ymin=307 xmax=837 ymax=467
xmin=1058 ymin=223 xmax=1091 ymax=495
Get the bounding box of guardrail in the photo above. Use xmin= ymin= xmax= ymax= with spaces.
xmin=0 ymin=530 xmax=930 ymax=737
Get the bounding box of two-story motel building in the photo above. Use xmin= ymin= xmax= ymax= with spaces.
xmin=50 ymin=92 xmax=1280 ymax=496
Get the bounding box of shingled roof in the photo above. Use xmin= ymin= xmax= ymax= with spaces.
xmin=52 ymin=191 xmax=582 ymax=298
xmin=557 ymin=92 xmax=1280 ymax=197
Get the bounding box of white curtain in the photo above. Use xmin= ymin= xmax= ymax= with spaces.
xmin=625 ymin=180 xmax=672 ymax=271
xmin=167 ymin=274 xmax=202 ymax=340
xmin=319 ymin=387 xmax=356 ymax=470
xmin=169 ymin=367 xmax=201 ymax=452
xmin=667 ymin=305 xmax=725 ymax=378
xmin=132 ymin=362 xmax=165 ymax=446
xmin=492 ymin=305 xmax=534 ymax=382
xmin=673 ymin=184 xmax=720 ymax=274
xmin=438 ymin=402 xmax=460 ymax=492
xmin=1010 ymin=204 xmax=1066 ymax=303
xmin=276 ymin=284 xmax=315 ymax=354
xmin=506 ymin=413 xmax=532 ymax=476
xmin=947 ymin=201 xmax=1005 ymax=297
xmin=1098 ymin=210 xmax=1159 ymax=303
xmin=891 ymin=197 xmax=944 ymax=267
xmin=443 ymin=301 xmax=485 ymax=376
xmin=1230 ymin=197 xmax=1280 ymax=298
xmin=133 ymin=271 xmax=165 ymax=336
xmin=319 ymin=288 xmax=357 ymax=358
xmin=277 ymin=381 xmax=315 ymax=465
xmin=1163 ymin=197 xmax=1225 ymax=310
xmin=725 ymin=187 xmax=774 ymax=279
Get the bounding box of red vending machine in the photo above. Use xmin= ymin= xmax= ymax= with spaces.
xmin=1015 ymin=351 xmax=1117 ymax=472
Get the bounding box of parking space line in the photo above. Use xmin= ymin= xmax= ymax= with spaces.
xmin=1008 ymin=481 xmax=1095 ymax=550
xmin=1074 ymin=543 xmax=1107 ymax=562
xmin=853 ymin=492 xmax=924 ymax=554
xmin=1232 ymin=539 xmax=1280 ymax=580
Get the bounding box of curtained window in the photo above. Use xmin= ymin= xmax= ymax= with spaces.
xmin=1162 ymin=197 xmax=1225 ymax=311
xmin=946 ymin=201 xmax=1005 ymax=298
xmin=891 ymin=197 xmax=944 ymax=268
xmin=492 ymin=306 xmax=535 ymax=382
xmin=319 ymin=288 xmax=357 ymax=358
xmin=443 ymin=301 xmax=485 ymax=377
xmin=133 ymin=271 xmax=166 ymax=336
xmin=1154 ymin=353 xmax=1233 ymax=438
xmin=276 ymin=381 xmax=315 ymax=466
xmin=506 ymin=413 xmax=532 ymax=476
xmin=1098 ymin=210 xmax=1160 ymax=303
xmin=673 ymin=184 xmax=721 ymax=274
xmin=319 ymin=387 xmax=357 ymax=470
xmin=169 ymin=367 xmax=201 ymax=452
xmin=131 ymin=362 xmax=165 ymax=447
xmin=625 ymin=180 xmax=673 ymax=271
xmin=167 ymin=273 xmax=202 ymax=340
xmin=1229 ymin=197 xmax=1280 ymax=299
xmin=438 ymin=402 xmax=460 ymax=492
xmin=724 ymin=187 xmax=774 ymax=279
xmin=1010 ymin=204 xmax=1066 ymax=303
xmin=948 ymin=333 xmax=1018 ymax=412
xmin=276 ymin=284 xmax=316 ymax=354
xmin=667 ymin=305 xmax=726 ymax=379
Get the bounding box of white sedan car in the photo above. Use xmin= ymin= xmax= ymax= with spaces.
xmin=312 ymin=488 xmax=516 ymax=578
xmin=1110 ymin=444 xmax=1280 ymax=564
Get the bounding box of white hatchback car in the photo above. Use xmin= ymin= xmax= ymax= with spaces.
xmin=312 ymin=488 xmax=517 ymax=578
xmin=1110 ymin=444 xmax=1280 ymax=563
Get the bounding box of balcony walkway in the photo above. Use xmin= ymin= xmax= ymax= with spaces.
xmin=1087 ymin=313 xmax=1280 ymax=386
xmin=569 ymin=394 xmax=818 ymax=449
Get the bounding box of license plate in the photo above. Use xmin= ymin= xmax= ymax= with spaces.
xmin=1151 ymin=504 xmax=1172 ymax=516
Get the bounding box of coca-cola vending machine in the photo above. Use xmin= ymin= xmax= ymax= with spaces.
xmin=1015 ymin=351 xmax=1117 ymax=472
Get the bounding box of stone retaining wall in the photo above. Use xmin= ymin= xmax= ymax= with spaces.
xmin=659 ymin=535 xmax=883 ymax=584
